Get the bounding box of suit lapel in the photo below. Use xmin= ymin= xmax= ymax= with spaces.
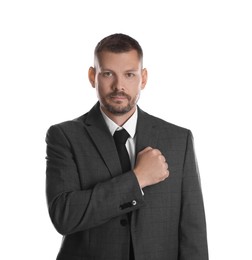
xmin=135 ymin=107 xmax=159 ymax=154
xmin=81 ymin=103 xmax=159 ymax=177
xmin=83 ymin=103 xmax=122 ymax=178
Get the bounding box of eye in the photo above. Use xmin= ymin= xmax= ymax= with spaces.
xmin=125 ymin=72 xmax=135 ymax=78
xmin=102 ymin=71 xmax=113 ymax=77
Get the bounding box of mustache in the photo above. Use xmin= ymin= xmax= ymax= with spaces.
xmin=108 ymin=91 xmax=131 ymax=100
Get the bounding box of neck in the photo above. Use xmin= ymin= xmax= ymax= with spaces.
xmin=101 ymin=106 xmax=136 ymax=126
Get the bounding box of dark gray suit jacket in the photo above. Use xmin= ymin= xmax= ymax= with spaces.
xmin=46 ymin=102 xmax=208 ymax=260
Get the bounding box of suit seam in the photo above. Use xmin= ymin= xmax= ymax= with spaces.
xmin=182 ymin=129 xmax=191 ymax=176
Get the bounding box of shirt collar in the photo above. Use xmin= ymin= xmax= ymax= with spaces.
xmin=100 ymin=108 xmax=138 ymax=138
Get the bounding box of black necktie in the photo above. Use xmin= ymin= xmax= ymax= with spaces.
xmin=113 ymin=129 xmax=131 ymax=173
xmin=113 ymin=129 xmax=135 ymax=260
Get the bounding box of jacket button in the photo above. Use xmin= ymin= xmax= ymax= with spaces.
xmin=120 ymin=219 xmax=128 ymax=226
xmin=132 ymin=200 xmax=137 ymax=206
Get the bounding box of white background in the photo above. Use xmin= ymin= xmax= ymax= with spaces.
xmin=1 ymin=0 xmax=251 ymax=259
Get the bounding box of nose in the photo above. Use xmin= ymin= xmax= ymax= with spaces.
xmin=112 ymin=75 xmax=125 ymax=91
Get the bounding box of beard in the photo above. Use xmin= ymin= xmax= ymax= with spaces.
xmin=101 ymin=91 xmax=139 ymax=115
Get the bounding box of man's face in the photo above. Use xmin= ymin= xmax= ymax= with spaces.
xmin=89 ymin=50 xmax=147 ymax=116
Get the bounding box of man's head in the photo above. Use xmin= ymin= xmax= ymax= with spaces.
xmin=88 ymin=33 xmax=147 ymax=121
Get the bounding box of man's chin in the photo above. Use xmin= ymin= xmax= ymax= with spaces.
xmin=105 ymin=104 xmax=133 ymax=115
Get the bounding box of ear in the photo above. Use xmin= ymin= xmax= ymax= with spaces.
xmin=88 ymin=67 xmax=96 ymax=88
xmin=141 ymin=68 xmax=148 ymax=90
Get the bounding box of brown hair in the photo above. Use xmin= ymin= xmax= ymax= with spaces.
xmin=94 ymin=33 xmax=143 ymax=62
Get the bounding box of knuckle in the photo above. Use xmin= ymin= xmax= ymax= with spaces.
xmin=152 ymin=149 xmax=160 ymax=155
xmin=151 ymin=149 xmax=157 ymax=156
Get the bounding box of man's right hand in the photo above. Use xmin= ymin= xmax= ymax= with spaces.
xmin=133 ymin=147 xmax=169 ymax=189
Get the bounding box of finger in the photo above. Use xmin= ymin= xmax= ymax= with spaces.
xmin=141 ymin=146 xmax=153 ymax=153
xmin=152 ymin=149 xmax=162 ymax=156
xmin=164 ymin=162 xmax=168 ymax=170
xmin=157 ymin=155 xmax=166 ymax=164
xmin=137 ymin=146 xmax=152 ymax=156
xmin=161 ymin=171 xmax=169 ymax=181
xmin=160 ymin=155 xmax=166 ymax=162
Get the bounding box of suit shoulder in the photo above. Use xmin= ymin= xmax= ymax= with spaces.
xmin=142 ymin=110 xmax=190 ymax=134
xmin=47 ymin=112 xmax=88 ymax=134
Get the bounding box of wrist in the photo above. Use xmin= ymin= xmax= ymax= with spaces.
xmin=133 ymin=168 xmax=146 ymax=189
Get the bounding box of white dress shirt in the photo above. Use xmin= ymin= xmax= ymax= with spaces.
xmin=100 ymin=108 xmax=138 ymax=169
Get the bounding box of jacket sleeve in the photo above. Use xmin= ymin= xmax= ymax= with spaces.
xmin=179 ymin=130 xmax=209 ymax=260
xmin=45 ymin=124 xmax=145 ymax=235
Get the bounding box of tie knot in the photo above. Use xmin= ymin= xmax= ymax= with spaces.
xmin=113 ymin=129 xmax=130 ymax=144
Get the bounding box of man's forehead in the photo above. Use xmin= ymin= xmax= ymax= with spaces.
xmin=95 ymin=50 xmax=142 ymax=68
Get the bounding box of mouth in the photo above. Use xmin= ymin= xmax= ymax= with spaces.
xmin=111 ymin=95 xmax=127 ymax=100
xmin=109 ymin=92 xmax=130 ymax=101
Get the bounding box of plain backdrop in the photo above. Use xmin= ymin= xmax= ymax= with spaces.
xmin=0 ymin=0 xmax=251 ymax=259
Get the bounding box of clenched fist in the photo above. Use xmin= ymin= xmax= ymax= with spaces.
xmin=133 ymin=147 xmax=169 ymax=189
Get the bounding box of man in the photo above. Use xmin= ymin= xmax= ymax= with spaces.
xmin=46 ymin=33 xmax=208 ymax=260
